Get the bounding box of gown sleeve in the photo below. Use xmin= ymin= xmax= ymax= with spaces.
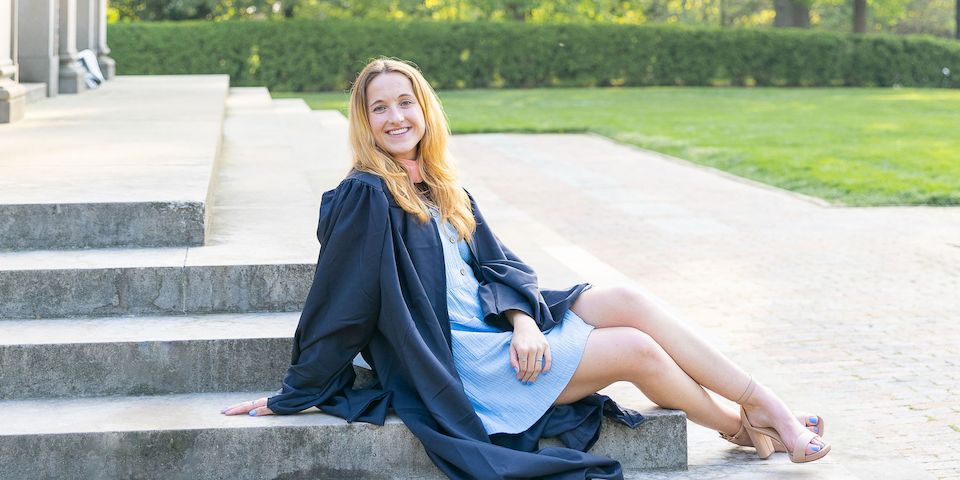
xmin=267 ymin=178 xmax=389 ymax=415
xmin=467 ymin=192 xmax=589 ymax=333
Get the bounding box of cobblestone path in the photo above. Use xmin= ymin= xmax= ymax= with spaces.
xmin=452 ymin=133 xmax=960 ymax=480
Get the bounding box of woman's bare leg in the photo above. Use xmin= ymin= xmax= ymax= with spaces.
xmin=553 ymin=327 xmax=742 ymax=436
xmin=560 ymin=285 xmax=825 ymax=455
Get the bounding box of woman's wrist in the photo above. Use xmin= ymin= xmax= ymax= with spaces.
xmin=505 ymin=310 xmax=537 ymax=330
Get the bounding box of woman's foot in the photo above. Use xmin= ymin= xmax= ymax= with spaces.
xmin=736 ymin=377 xmax=828 ymax=460
xmin=721 ymin=412 xmax=823 ymax=452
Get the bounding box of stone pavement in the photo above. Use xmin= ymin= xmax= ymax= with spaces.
xmin=450 ymin=133 xmax=960 ymax=480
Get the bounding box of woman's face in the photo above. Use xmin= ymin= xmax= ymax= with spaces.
xmin=365 ymin=72 xmax=425 ymax=161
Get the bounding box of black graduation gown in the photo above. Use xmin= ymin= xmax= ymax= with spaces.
xmin=267 ymin=171 xmax=645 ymax=480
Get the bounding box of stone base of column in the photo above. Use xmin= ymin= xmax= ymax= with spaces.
xmin=58 ymin=61 xmax=87 ymax=94
xmin=0 ymin=81 xmax=28 ymax=123
xmin=19 ymin=56 xmax=59 ymax=97
xmin=98 ymin=54 xmax=115 ymax=80
xmin=22 ymin=83 xmax=49 ymax=104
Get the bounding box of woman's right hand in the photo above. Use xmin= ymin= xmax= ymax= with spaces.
xmin=507 ymin=311 xmax=552 ymax=385
xmin=221 ymin=397 xmax=274 ymax=416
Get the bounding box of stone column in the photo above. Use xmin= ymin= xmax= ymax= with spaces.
xmin=95 ymin=0 xmax=113 ymax=79
xmin=76 ymin=0 xmax=95 ymax=51
xmin=1 ymin=0 xmax=27 ymax=123
xmin=17 ymin=0 xmax=57 ymax=97
xmin=57 ymin=0 xmax=86 ymax=94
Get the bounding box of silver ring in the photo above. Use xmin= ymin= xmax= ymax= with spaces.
xmin=520 ymin=359 xmax=527 ymax=362
xmin=535 ymin=359 xmax=543 ymax=362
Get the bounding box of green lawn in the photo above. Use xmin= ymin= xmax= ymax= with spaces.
xmin=272 ymin=88 xmax=960 ymax=206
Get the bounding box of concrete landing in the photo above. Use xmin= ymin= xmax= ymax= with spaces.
xmin=0 ymin=75 xmax=228 ymax=250
xmin=0 ymin=392 xmax=685 ymax=480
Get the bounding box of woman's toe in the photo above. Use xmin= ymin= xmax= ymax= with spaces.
xmin=796 ymin=413 xmax=823 ymax=436
xmin=807 ymin=437 xmax=827 ymax=454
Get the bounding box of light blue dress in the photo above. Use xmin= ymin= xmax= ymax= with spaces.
xmin=431 ymin=210 xmax=595 ymax=435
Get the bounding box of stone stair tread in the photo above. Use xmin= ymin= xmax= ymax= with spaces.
xmin=271 ymin=97 xmax=313 ymax=113
xmin=0 ymin=312 xmax=300 ymax=345
xmin=0 ymin=75 xmax=229 ymax=250
xmin=0 ymin=389 xmax=679 ymax=436
xmin=0 ymin=245 xmax=314 ymax=270
xmin=225 ymin=86 xmax=274 ymax=108
xmin=0 ymin=391 xmax=338 ymax=435
xmin=0 ymin=391 xmax=685 ymax=475
xmin=313 ymin=109 xmax=348 ymax=122
xmin=0 ymin=246 xmax=188 ymax=271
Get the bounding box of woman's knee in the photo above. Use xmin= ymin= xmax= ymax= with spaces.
xmin=605 ymin=285 xmax=655 ymax=317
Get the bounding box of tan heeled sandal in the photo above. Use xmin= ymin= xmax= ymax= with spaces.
xmin=721 ymin=412 xmax=825 ymax=451
xmin=734 ymin=375 xmax=831 ymax=463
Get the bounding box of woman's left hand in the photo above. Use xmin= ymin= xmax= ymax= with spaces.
xmin=221 ymin=397 xmax=275 ymax=416
xmin=508 ymin=311 xmax=552 ymax=385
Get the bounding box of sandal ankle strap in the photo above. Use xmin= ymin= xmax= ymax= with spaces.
xmin=736 ymin=374 xmax=756 ymax=405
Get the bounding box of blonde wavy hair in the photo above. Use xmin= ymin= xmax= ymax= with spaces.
xmin=348 ymin=57 xmax=476 ymax=241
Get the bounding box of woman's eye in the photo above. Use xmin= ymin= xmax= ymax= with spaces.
xmin=372 ymin=105 xmax=385 ymax=112
xmin=401 ymin=100 xmax=413 ymax=106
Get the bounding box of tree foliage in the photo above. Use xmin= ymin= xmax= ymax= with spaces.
xmin=107 ymin=0 xmax=959 ymax=38
xmin=107 ymin=19 xmax=960 ymax=91
xmin=109 ymin=0 xmax=292 ymax=21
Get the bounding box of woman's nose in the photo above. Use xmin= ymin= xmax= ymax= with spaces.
xmin=387 ymin=106 xmax=404 ymax=123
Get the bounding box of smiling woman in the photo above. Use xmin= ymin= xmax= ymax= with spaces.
xmin=225 ymin=57 xmax=830 ymax=480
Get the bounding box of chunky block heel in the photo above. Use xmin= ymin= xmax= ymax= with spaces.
xmin=741 ymin=407 xmax=776 ymax=459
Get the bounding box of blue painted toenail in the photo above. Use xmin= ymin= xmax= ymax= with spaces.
xmin=810 ymin=416 xmax=818 ymax=424
xmin=814 ymin=427 xmax=818 ymax=433
xmin=812 ymin=446 xmax=819 ymax=452
xmin=250 ymin=411 xmax=257 ymax=416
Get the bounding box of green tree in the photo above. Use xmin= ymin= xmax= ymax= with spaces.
xmin=852 ymin=0 xmax=866 ymax=32
xmin=774 ymin=0 xmax=811 ymax=27
xmin=109 ymin=0 xmax=288 ymax=21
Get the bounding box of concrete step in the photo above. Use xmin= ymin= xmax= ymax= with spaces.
xmin=0 ymin=312 xmax=377 ymax=399
xmin=0 ymin=75 xmax=229 ymax=250
xmin=273 ymin=101 xmax=352 ymax=203
xmin=0 ymin=251 xmax=315 ymax=318
xmin=0 ymin=90 xmax=350 ymax=319
xmin=0 ymin=391 xmax=686 ymax=479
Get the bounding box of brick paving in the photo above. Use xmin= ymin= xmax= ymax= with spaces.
xmin=451 ymin=133 xmax=960 ymax=480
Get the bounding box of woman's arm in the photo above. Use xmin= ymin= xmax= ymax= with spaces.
xmin=224 ymin=176 xmax=389 ymax=417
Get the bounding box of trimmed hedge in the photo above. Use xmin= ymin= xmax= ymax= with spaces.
xmin=107 ymin=19 xmax=960 ymax=91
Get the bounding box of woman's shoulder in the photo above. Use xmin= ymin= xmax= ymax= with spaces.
xmin=317 ymin=171 xmax=394 ymax=241
xmin=343 ymin=170 xmax=386 ymax=191
xmin=323 ymin=170 xmax=394 ymax=206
